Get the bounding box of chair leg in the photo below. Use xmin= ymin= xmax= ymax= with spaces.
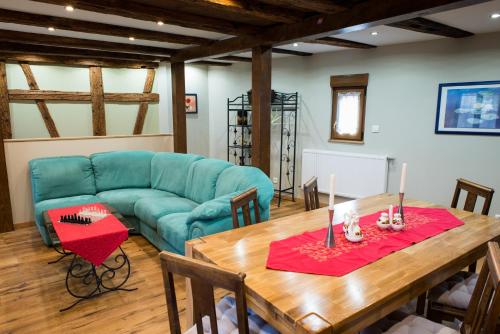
xmin=416 ymin=292 xmax=427 ymax=315
xmin=468 ymin=261 xmax=477 ymax=273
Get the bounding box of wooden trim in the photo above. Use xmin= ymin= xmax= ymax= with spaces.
xmin=8 ymin=90 xmax=159 ymax=102
xmin=4 ymin=133 xmax=172 ymax=143
xmin=133 ymin=68 xmax=156 ymax=135
xmin=171 ymin=62 xmax=187 ymax=153
xmin=0 ymin=62 xmax=11 ymax=139
xmin=330 ymin=73 xmax=369 ymax=88
xmin=388 ymin=17 xmax=473 ymax=38
xmin=19 ymin=63 xmax=59 ymax=138
xmin=89 ymin=66 xmax=106 ymax=136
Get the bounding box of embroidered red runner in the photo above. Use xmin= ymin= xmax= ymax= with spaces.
xmin=48 ymin=203 xmax=128 ymax=266
xmin=266 ymin=207 xmax=464 ymax=276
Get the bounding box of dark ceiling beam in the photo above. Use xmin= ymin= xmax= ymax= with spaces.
xmin=257 ymin=0 xmax=346 ymax=14
xmin=0 ymin=8 xmax=211 ymax=45
xmin=271 ymin=48 xmax=313 ymax=56
xmin=0 ymin=42 xmax=169 ymax=62
xmin=31 ymin=0 xmax=262 ymax=36
xmin=388 ymin=17 xmax=474 ymax=38
xmin=191 ymin=60 xmax=232 ymax=66
xmin=215 ymin=55 xmax=252 ymax=62
xmin=306 ymin=37 xmax=376 ymax=49
xmin=172 ymin=0 xmax=488 ymax=61
xmin=0 ymin=29 xmax=174 ymax=57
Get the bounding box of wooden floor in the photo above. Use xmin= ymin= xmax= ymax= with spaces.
xmin=0 ymin=197 xmax=340 ymax=334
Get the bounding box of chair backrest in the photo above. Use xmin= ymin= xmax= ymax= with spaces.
xmin=160 ymin=251 xmax=249 ymax=334
xmin=461 ymin=242 xmax=500 ymax=334
xmin=451 ymin=178 xmax=494 ymax=215
xmin=303 ymin=176 xmax=320 ymax=211
xmin=230 ymin=188 xmax=261 ymax=229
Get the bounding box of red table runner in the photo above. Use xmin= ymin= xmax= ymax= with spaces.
xmin=266 ymin=207 xmax=464 ymax=276
xmin=48 ymin=203 xmax=128 ymax=266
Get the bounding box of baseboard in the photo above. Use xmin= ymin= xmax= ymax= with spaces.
xmin=14 ymin=221 xmax=35 ymax=230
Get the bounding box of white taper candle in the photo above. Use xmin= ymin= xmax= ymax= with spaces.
xmin=389 ymin=204 xmax=393 ymax=222
xmin=328 ymin=174 xmax=336 ymax=210
xmin=399 ymin=163 xmax=407 ymax=194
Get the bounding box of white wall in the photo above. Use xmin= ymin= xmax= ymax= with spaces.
xmin=5 ymin=134 xmax=173 ymax=224
xmin=206 ymin=32 xmax=500 ymax=216
xmin=186 ymin=65 xmax=210 ymax=156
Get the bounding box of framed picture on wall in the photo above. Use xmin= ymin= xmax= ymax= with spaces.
xmin=185 ymin=94 xmax=198 ymax=114
xmin=435 ymin=80 xmax=500 ymax=136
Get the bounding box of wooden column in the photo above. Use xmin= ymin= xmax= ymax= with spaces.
xmin=251 ymin=45 xmax=272 ymax=176
xmin=89 ymin=66 xmax=106 ymax=136
xmin=0 ymin=62 xmax=14 ymax=233
xmin=171 ymin=62 xmax=187 ymax=153
xmin=133 ymin=68 xmax=156 ymax=135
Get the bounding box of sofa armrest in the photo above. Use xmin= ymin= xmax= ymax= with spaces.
xmin=187 ymin=192 xmax=241 ymax=223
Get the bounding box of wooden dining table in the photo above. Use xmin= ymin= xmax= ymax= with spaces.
xmin=185 ymin=193 xmax=500 ymax=334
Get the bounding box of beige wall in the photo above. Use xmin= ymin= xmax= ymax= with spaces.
xmin=4 ymin=134 xmax=173 ymax=224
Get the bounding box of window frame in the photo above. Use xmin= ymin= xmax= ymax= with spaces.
xmin=330 ymin=74 xmax=369 ymax=143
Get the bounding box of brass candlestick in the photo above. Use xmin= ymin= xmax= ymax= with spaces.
xmin=398 ymin=192 xmax=405 ymax=223
xmin=325 ymin=209 xmax=335 ymax=248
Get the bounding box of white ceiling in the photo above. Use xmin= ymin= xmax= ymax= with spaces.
xmin=0 ymin=0 xmax=499 ymax=60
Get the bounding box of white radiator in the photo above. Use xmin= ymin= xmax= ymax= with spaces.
xmin=301 ymin=149 xmax=389 ymax=199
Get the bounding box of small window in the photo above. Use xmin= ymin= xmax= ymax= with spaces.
xmin=330 ymin=74 xmax=368 ymax=143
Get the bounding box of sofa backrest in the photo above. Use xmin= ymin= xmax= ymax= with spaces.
xmin=151 ymin=152 xmax=203 ymax=197
xmin=215 ymin=166 xmax=274 ymax=209
xmin=90 ymin=150 xmax=154 ymax=192
xmin=29 ymin=156 xmax=96 ymax=203
xmin=184 ymin=158 xmax=233 ymax=203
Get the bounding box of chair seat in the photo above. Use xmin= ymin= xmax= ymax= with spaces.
xmin=184 ymin=296 xmax=279 ymax=334
xmin=429 ymin=271 xmax=478 ymax=310
xmin=384 ymin=315 xmax=458 ymax=334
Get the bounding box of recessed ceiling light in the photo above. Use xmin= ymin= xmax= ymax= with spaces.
xmin=65 ymin=5 xmax=74 ymax=12
xmin=48 ymin=27 xmax=55 ymax=31
xmin=293 ymin=42 xmax=299 ymax=47
xmin=157 ymin=20 xmax=164 ymax=26
xmin=371 ymin=31 xmax=379 ymax=36
xmin=491 ymin=13 xmax=500 ymax=19
xmin=129 ymin=36 xmax=135 ymax=41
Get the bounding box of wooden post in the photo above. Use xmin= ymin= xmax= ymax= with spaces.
xmin=0 ymin=62 xmax=14 ymax=233
xmin=171 ymin=62 xmax=187 ymax=153
xmin=251 ymin=45 xmax=272 ymax=176
xmin=133 ymin=68 xmax=155 ymax=135
xmin=19 ymin=63 xmax=59 ymax=137
xmin=89 ymin=66 xmax=106 ymax=136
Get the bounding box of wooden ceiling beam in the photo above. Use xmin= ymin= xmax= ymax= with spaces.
xmin=0 ymin=29 xmax=174 ymax=57
xmin=257 ymin=0 xmax=345 ymax=14
xmin=215 ymin=55 xmax=252 ymax=62
xmin=172 ymin=0 xmax=488 ymax=61
xmin=31 ymin=0 xmax=262 ymax=36
xmin=0 ymin=8 xmax=211 ymax=45
xmin=388 ymin=17 xmax=474 ymax=38
xmin=306 ymin=37 xmax=376 ymax=49
xmin=271 ymin=48 xmax=312 ymax=56
xmin=190 ymin=61 xmax=233 ymax=66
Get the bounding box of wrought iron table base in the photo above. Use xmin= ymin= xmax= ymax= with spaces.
xmin=50 ymin=246 xmax=137 ymax=312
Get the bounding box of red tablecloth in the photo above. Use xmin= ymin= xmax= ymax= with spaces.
xmin=47 ymin=203 xmax=128 ymax=266
xmin=266 ymin=207 xmax=464 ymax=276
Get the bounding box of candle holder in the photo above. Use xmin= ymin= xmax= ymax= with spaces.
xmin=325 ymin=209 xmax=335 ymax=248
xmin=398 ymin=192 xmax=405 ymax=223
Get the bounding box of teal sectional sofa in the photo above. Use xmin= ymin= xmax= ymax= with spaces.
xmin=29 ymin=151 xmax=274 ymax=254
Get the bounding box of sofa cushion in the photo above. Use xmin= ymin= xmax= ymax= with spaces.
xmin=134 ymin=196 xmax=198 ymax=230
xmin=34 ymin=195 xmax=102 ymax=228
xmin=90 ymin=151 xmax=154 ymax=192
xmin=151 ymin=152 xmax=203 ymax=197
xmin=96 ymin=188 xmax=175 ymax=216
xmin=157 ymin=212 xmax=191 ymax=253
xmin=185 ymin=159 xmax=232 ymax=203
xmin=187 ymin=192 xmax=241 ymax=223
xmin=30 ymin=156 xmax=96 ymax=203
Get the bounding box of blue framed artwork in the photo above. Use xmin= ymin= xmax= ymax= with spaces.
xmin=435 ymin=80 xmax=500 ymax=136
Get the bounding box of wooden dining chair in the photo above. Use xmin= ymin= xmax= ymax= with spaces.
xmin=160 ymin=251 xmax=250 ymax=334
xmin=303 ymin=176 xmax=320 ymax=211
xmin=451 ymin=178 xmax=495 ymax=216
xmin=230 ymin=188 xmax=260 ymax=229
xmin=367 ymin=242 xmax=500 ymax=334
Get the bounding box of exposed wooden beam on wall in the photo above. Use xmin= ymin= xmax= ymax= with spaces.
xmin=0 ymin=61 xmax=14 ymax=233
xmin=215 ymin=55 xmax=252 ymax=62
xmin=89 ymin=67 xmax=106 ymax=136
xmin=8 ymin=90 xmax=159 ymax=103
xmin=271 ymin=48 xmax=312 ymax=56
xmin=32 ymin=0 xmax=262 ymax=36
xmin=388 ymin=17 xmax=474 ymax=38
xmin=171 ymin=62 xmax=187 ymax=153
xmin=172 ymin=0 xmax=487 ymax=61
xmin=133 ymin=69 xmax=156 ymax=135
xmin=19 ymin=63 xmax=59 ymax=138
xmin=257 ymin=0 xmax=345 ymax=14
xmin=0 ymin=54 xmax=158 ymax=69
xmin=306 ymin=37 xmax=376 ymax=49
xmin=251 ymin=46 xmax=272 ymax=176
xmin=0 ymin=29 xmax=174 ymax=57
xmin=0 ymin=62 xmax=11 ymax=139
xmin=0 ymin=8 xmax=211 ymax=45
